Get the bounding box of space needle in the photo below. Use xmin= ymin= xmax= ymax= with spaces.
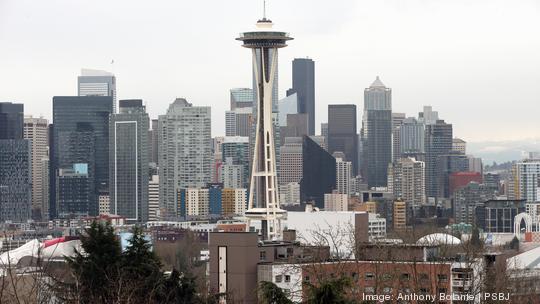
xmin=237 ymin=4 xmax=293 ymax=240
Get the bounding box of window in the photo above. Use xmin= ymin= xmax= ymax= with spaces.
xmin=351 ymin=272 xmax=359 ymax=282
xmin=400 ymin=273 xmax=410 ymax=281
xmin=383 ymin=287 xmax=392 ymax=294
xmin=381 ymin=273 xmax=392 ymax=281
xmin=419 ymin=273 xmax=429 ymax=282
xmin=259 ymin=251 xmax=266 ymax=261
xmin=304 ymin=276 xmax=310 ymax=282
xmin=365 ymin=272 xmax=375 ymax=281
xmin=420 ymin=288 xmax=430 ymax=294
xmin=287 ymin=247 xmax=294 ymax=256
xmin=275 ymin=275 xmax=282 ymax=283
xmin=438 ymin=288 xmax=447 ymax=294
xmin=437 ymin=274 xmax=448 ymax=282
xmin=364 ymin=287 xmax=375 ymax=294
xmin=285 ymin=275 xmax=291 ymax=283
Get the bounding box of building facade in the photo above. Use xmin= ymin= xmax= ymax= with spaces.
xmin=328 ymin=104 xmax=357 ymax=174
xmin=361 ymin=77 xmax=392 ymax=187
xmin=51 ymin=96 xmax=112 ymax=218
xmin=279 ymin=137 xmax=303 ymax=186
xmin=424 ymin=120 xmax=453 ymax=198
xmin=301 ymin=136 xmax=336 ymax=208
xmin=336 ymin=157 xmax=352 ymax=195
xmin=78 ymin=69 xmax=117 ymax=113
xmin=388 ymin=157 xmax=426 ymax=209
xmin=289 ymin=58 xmax=315 ymax=135
xmin=109 ymin=100 xmax=149 ymax=222
xmin=158 ymin=98 xmax=211 ymax=218
xmin=23 ymin=116 xmax=49 ymax=220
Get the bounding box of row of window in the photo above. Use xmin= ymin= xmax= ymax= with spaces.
xmin=302 ymin=272 xmax=448 ymax=283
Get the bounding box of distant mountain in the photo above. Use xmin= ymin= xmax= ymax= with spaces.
xmin=467 ymin=138 xmax=540 ymax=165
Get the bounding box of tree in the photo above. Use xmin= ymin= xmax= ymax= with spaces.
xmin=304 ymin=277 xmax=353 ymax=304
xmin=121 ymin=226 xmax=163 ymax=302
xmin=258 ymin=281 xmax=293 ymax=304
xmin=63 ymin=221 xmax=123 ymax=303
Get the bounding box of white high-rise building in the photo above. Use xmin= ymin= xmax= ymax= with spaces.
xmin=336 ymin=157 xmax=352 ymax=195
xmin=512 ymin=158 xmax=540 ymax=202
xmin=324 ymin=192 xmax=348 ymax=211
xmin=278 ymin=137 xmax=303 ymax=186
xmin=221 ymin=159 xmax=243 ymax=189
xmin=158 ymin=98 xmax=211 ymax=217
xmin=23 ymin=116 xmax=49 ymax=220
xmin=148 ymin=175 xmax=160 ymax=221
xmin=78 ymin=68 xmax=117 ymax=113
xmin=388 ymin=157 xmax=426 ymax=209
xmin=400 ymin=117 xmax=425 ymax=154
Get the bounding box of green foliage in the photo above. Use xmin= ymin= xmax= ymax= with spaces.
xmin=304 ymin=277 xmax=353 ymax=304
xmin=62 ymin=221 xmax=207 ymax=304
xmin=259 ymin=281 xmax=293 ymax=304
xmin=64 ymin=221 xmax=122 ymax=303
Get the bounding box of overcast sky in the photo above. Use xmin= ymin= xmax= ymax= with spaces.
xmin=1 ymin=0 xmax=539 ymax=142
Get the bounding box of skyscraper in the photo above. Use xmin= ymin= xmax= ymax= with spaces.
xmin=392 ymin=113 xmax=406 ymax=162
xmin=149 ymin=119 xmax=159 ymax=165
xmin=388 ymin=157 xmax=426 ymax=209
xmin=78 ymin=69 xmax=117 ymax=113
xmin=0 ymin=102 xmax=24 ymax=139
xmin=361 ymin=77 xmax=392 ymax=188
xmin=424 ymin=120 xmax=453 ymax=198
xmin=230 ymin=88 xmax=254 ymax=110
xmin=221 ymin=136 xmax=250 ymax=188
xmin=336 ymin=157 xmax=352 ymax=195
xmin=400 ymin=117 xmax=425 ymax=156
xmin=225 ymin=107 xmax=253 ymax=137
xmin=0 ymin=102 xmax=31 ymax=222
xmin=278 ymin=92 xmax=298 ymax=127
xmin=301 ymin=136 xmax=336 ymax=208
xmin=289 ymin=58 xmax=315 ymax=135
xmin=435 ymin=152 xmax=469 ymax=198
xmin=23 ymin=116 xmax=49 ymax=220
xmin=279 ymin=113 xmax=309 ymax=145
xmin=278 ymin=137 xmax=303 ymax=186
xmin=512 ymin=157 xmax=540 ymax=202
xmin=158 ymin=98 xmax=211 ymax=218
xmin=237 ymin=16 xmax=292 ymax=240
xmin=328 ymin=104 xmax=358 ymax=174
xmin=51 ymin=96 xmax=113 ymax=218
xmin=109 ymin=100 xmax=149 ymax=222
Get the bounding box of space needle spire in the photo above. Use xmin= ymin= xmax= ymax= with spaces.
xmin=236 ymin=5 xmax=293 ymax=241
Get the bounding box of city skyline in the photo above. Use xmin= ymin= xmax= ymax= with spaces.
xmin=1 ymin=0 xmax=539 ymax=144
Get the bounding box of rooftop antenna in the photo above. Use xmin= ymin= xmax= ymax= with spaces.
xmin=263 ymin=0 xmax=267 ymax=20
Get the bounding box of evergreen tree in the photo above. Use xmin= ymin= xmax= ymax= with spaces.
xmin=259 ymin=281 xmax=293 ymax=304
xmin=121 ymin=226 xmax=163 ymax=302
xmin=64 ymin=221 xmax=122 ymax=303
xmin=305 ymin=277 xmax=353 ymax=304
